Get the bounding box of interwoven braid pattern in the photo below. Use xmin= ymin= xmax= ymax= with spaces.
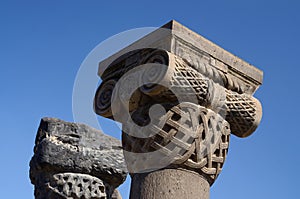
xmin=122 ymin=102 xmax=230 ymax=184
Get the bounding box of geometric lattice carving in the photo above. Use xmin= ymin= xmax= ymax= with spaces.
xmin=140 ymin=56 xmax=209 ymax=106
xmin=95 ymin=48 xmax=262 ymax=137
xmin=225 ymin=91 xmax=262 ymax=137
xmin=48 ymin=173 xmax=107 ymax=199
xmin=94 ymin=21 xmax=263 ymax=197
xmin=123 ymin=102 xmax=230 ymax=184
xmin=94 ymin=47 xmax=262 ymax=185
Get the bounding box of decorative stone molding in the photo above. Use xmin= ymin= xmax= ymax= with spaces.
xmin=34 ymin=172 xmax=107 ymax=199
xmin=29 ymin=118 xmax=127 ymax=199
xmin=95 ymin=48 xmax=262 ymax=138
xmin=97 ymin=21 xmax=262 ymax=93
xmin=94 ymin=20 xmax=263 ymax=198
xmin=122 ymin=102 xmax=230 ymax=184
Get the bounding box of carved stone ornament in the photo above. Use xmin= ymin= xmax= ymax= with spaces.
xmin=94 ymin=20 xmax=263 ymax=187
xmin=29 ymin=118 xmax=127 ymax=199
xmin=95 ymin=49 xmax=262 ymax=137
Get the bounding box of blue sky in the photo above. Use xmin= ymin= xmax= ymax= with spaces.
xmin=1 ymin=0 xmax=300 ymax=198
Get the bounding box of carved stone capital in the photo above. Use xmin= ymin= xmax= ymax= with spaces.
xmin=94 ymin=20 xmax=263 ymax=192
xmin=123 ymin=102 xmax=230 ymax=184
xmin=95 ymin=49 xmax=262 ymax=138
xmin=94 ymin=48 xmax=262 ymax=185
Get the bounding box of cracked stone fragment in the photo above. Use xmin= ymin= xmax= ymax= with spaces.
xmin=30 ymin=117 xmax=127 ymax=199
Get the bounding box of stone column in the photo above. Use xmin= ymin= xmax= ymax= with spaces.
xmin=94 ymin=20 xmax=263 ymax=199
xmin=129 ymin=168 xmax=210 ymax=199
xmin=29 ymin=118 xmax=127 ymax=199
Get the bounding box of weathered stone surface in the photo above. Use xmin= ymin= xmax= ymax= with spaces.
xmin=98 ymin=20 xmax=263 ymax=95
xmin=130 ymin=169 xmax=209 ymax=199
xmin=35 ymin=172 xmax=107 ymax=199
xmin=94 ymin=20 xmax=263 ymax=199
xmin=95 ymin=48 xmax=262 ymax=138
xmin=30 ymin=117 xmax=127 ymax=199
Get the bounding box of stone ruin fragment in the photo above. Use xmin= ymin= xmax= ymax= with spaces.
xmin=30 ymin=117 xmax=127 ymax=199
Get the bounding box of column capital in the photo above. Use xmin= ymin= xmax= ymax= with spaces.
xmin=94 ymin=20 xmax=263 ymax=197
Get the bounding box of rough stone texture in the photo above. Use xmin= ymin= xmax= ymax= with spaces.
xmin=30 ymin=117 xmax=127 ymax=199
xmin=130 ymin=169 xmax=209 ymax=199
xmin=35 ymin=172 xmax=107 ymax=199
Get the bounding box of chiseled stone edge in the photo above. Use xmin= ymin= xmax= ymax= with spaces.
xmin=98 ymin=20 xmax=263 ymax=86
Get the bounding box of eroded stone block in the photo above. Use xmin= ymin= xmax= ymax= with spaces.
xmin=30 ymin=117 xmax=127 ymax=199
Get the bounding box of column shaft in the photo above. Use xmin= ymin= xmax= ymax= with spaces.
xmin=130 ymin=169 xmax=209 ymax=199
